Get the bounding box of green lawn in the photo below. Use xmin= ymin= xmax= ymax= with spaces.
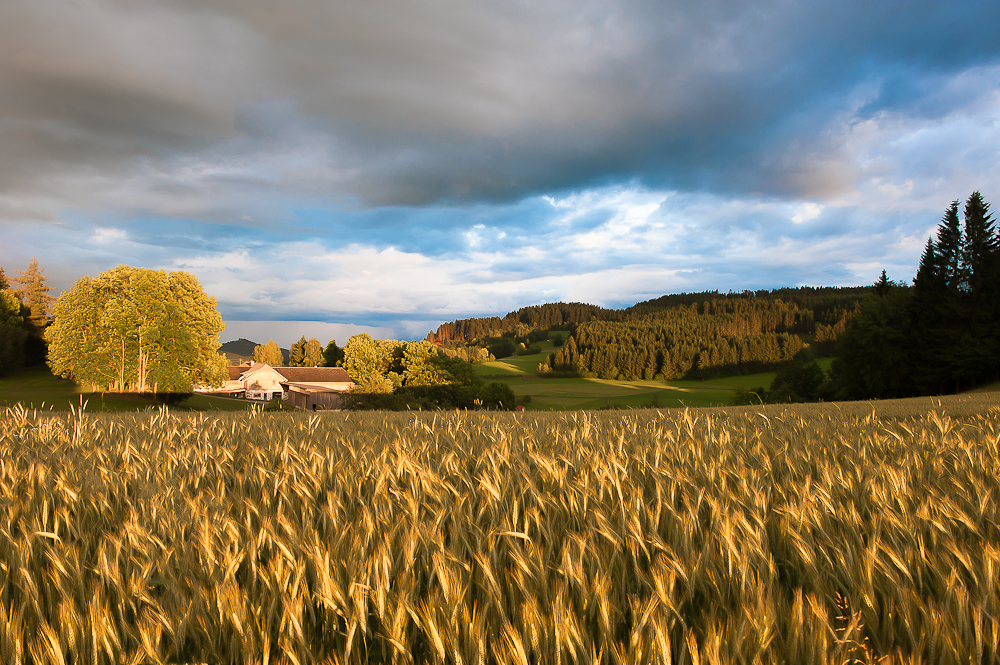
xmin=1 ymin=349 xmax=841 ymax=413
xmin=474 ymin=346 xmax=839 ymax=410
xmin=0 ymin=366 xmax=253 ymax=412
xmin=473 ymin=340 xmax=557 ymax=376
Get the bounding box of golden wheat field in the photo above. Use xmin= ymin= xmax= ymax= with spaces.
xmin=2 ymin=399 xmax=1000 ymax=664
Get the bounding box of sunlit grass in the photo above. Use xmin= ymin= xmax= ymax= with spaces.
xmin=2 ymin=399 xmax=999 ymax=662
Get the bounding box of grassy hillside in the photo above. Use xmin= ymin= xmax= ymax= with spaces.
xmin=474 ymin=342 xmax=836 ymax=410
xmin=1 ymin=400 xmax=997 ymax=662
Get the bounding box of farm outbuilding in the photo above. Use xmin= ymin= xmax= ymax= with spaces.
xmin=196 ymin=364 xmax=354 ymax=407
xmin=278 ymin=366 xmax=354 ymax=410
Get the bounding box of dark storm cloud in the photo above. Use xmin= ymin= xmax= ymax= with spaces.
xmin=1 ymin=0 xmax=997 ymax=219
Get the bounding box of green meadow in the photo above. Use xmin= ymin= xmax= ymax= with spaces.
xmin=475 ymin=340 xmax=836 ymax=409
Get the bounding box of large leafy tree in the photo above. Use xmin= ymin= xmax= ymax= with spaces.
xmin=303 ymin=337 xmax=324 ymax=367
xmin=343 ymin=334 xmax=394 ymax=392
xmin=252 ymin=339 xmax=283 ymax=366
xmin=45 ymin=265 xmax=227 ymax=392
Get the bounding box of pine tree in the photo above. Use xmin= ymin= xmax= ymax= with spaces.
xmin=13 ymin=257 xmax=53 ymax=330
xmin=912 ymin=238 xmax=940 ymax=293
xmin=961 ymin=191 xmax=997 ymax=297
xmin=0 ymin=267 xmax=8 ymax=291
xmin=936 ymin=201 xmax=963 ymax=290
xmin=322 ymin=340 xmax=345 ymax=367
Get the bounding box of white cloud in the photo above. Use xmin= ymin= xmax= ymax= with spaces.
xmin=791 ymin=202 xmax=823 ymax=224
xmin=90 ymin=227 xmax=127 ymax=243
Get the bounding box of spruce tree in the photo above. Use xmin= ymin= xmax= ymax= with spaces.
xmin=912 ymin=238 xmax=939 ymax=293
xmin=936 ymin=201 xmax=963 ymax=290
xmin=961 ymin=191 xmax=997 ymax=297
xmin=322 ymin=340 xmax=345 ymax=367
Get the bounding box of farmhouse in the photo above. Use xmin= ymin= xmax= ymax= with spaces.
xmin=278 ymin=367 xmax=354 ymax=411
xmin=196 ymin=363 xmax=354 ymax=409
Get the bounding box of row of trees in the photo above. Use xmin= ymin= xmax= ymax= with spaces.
xmin=426 ymin=302 xmax=620 ymax=343
xmin=6 ymin=261 xmax=510 ymax=408
xmin=539 ymin=295 xmax=860 ymax=380
xmin=247 ymin=337 xmax=343 ymax=368
xmin=428 ymin=287 xmax=868 ymax=347
xmin=340 ymin=334 xmax=515 ymax=410
xmin=833 ymin=192 xmax=999 ymax=399
xmin=0 ymin=258 xmax=54 ymax=375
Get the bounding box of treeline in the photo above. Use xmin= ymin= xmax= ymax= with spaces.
xmin=0 ymin=259 xmax=54 ymax=375
xmin=340 ymin=334 xmax=515 ymax=410
xmin=428 ymin=288 xmax=868 ymax=346
xmin=625 ymin=286 xmax=868 ymax=323
xmin=427 ymin=288 xmax=866 ymax=377
xmin=543 ymin=299 xmax=822 ymax=380
xmin=832 ymin=192 xmax=1000 ymax=399
xmin=426 ymin=302 xmax=620 ymax=343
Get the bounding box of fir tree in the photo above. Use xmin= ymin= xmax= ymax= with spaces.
xmin=961 ymin=191 xmax=997 ymax=297
xmin=322 ymin=340 xmax=345 ymax=367
xmin=936 ymin=200 xmax=963 ymax=290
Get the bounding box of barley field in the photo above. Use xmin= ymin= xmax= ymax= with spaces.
xmin=2 ymin=399 xmax=999 ymax=663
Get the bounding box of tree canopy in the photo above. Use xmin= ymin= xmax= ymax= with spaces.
xmin=290 ymin=336 xmax=324 ymax=367
xmin=46 ymin=265 xmax=227 ymax=392
xmin=0 ymin=288 xmax=27 ymax=376
xmin=252 ymin=339 xmax=283 ymax=367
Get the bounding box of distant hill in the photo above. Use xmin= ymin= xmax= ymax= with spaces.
xmin=220 ymin=338 xmax=258 ymax=356
xmin=219 ymin=338 xmax=290 ymax=365
xmin=427 ymin=287 xmax=870 ymax=344
xmin=427 ymin=287 xmax=871 ymax=381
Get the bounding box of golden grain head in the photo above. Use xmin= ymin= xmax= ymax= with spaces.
xmin=0 ymin=397 xmax=999 ymax=663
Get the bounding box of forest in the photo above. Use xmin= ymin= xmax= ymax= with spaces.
xmin=430 ymin=287 xmax=868 ymax=382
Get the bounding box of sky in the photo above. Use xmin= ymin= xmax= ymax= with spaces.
xmin=2 ymin=0 xmax=998 ymax=345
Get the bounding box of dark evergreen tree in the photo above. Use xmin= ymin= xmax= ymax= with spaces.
xmin=936 ymin=200 xmax=963 ymax=290
xmin=830 ymin=281 xmax=914 ymax=400
xmin=837 ymin=192 xmax=999 ymax=397
xmin=322 ymin=340 xmax=345 ymax=367
xmin=960 ymin=191 xmax=997 ymax=296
